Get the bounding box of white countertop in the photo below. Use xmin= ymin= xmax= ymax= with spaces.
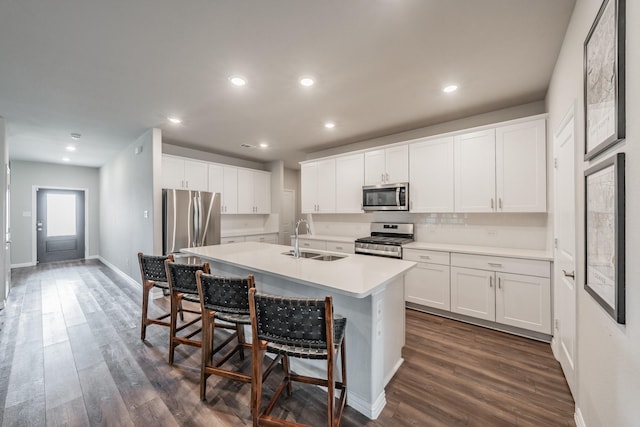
xmin=296 ymin=234 xmax=356 ymax=243
xmin=182 ymin=242 xmax=416 ymax=298
xmin=404 ymin=242 xmax=553 ymax=261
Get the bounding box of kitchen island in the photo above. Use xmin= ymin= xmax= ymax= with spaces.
xmin=182 ymin=241 xmax=415 ymax=419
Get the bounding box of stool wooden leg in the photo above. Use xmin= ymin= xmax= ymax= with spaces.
xmin=141 ymin=281 xmax=151 ymax=340
xmin=251 ymin=346 xmax=265 ymax=427
xmin=200 ymin=310 xmax=213 ymax=401
xmin=237 ymin=324 xmax=246 ymax=361
xmin=168 ymin=292 xmax=180 ymax=365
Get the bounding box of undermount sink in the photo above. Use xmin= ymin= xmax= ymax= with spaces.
xmin=282 ymin=250 xmax=346 ymax=261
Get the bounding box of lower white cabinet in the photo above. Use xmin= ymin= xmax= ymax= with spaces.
xmin=326 ymin=241 xmax=355 ymax=254
xmin=404 ymin=249 xmax=450 ymax=310
xmin=450 ymin=267 xmax=496 ymax=321
xmin=297 ymin=238 xmax=326 ymax=251
xmin=221 ymin=236 xmax=245 ymax=244
xmin=406 ymin=248 xmax=552 ymax=335
xmin=450 ymin=253 xmax=551 ymax=334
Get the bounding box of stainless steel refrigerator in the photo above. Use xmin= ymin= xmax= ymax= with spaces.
xmin=162 ymin=189 xmax=221 ymax=255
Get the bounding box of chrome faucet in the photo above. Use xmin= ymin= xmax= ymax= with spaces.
xmin=293 ymin=219 xmax=311 ymax=258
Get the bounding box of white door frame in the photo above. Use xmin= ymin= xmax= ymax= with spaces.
xmin=31 ymin=185 xmax=89 ymax=265
xmin=551 ymin=103 xmax=577 ymax=396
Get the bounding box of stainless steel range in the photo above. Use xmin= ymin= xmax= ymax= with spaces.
xmin=354 ymin=223 xmax=414 ymax=259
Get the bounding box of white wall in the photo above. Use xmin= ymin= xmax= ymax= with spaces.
xmin=546 ymin=0 xmax=640 ymax=425
xmin=0 ymin=117 xmax=7 ymax=306
xmin=99 ymin=129 xmax=160 ymax=282
xmin=9 ymin=160 xmax=100 ymax=266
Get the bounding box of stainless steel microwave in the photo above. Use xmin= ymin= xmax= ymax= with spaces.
xmin=362 ymin=183 xmax=409 ymax=211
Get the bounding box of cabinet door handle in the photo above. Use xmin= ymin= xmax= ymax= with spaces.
xmin=419 ymin=255 xmax=431 ymax=260
xmin=488 ymin=262 xmax=503 ymax=268
xmin=498 ymin=198 xmax=503 ymax=209
xmin=335 ymin=246 xmax=343 ymax=250
xmin=489 ymin=276 xmax=493 ymax=288
xmin=562 ymin=269 xmax=575 ymax=279
xmin=386 ymin=173 xmax=389 ymax=182
xmin=498 ymin=277 xmax=502 ymax=289
xmin=381 ymin=173 xmax=384 ymax=183
xmin=490 ymin=198 xmax=494 ymax=209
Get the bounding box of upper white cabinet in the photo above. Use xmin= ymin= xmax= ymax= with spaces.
xmin=454 ymin=118 xmax=547 ymax=213
xmin=364 ymin=145 xmax=408 ymax=185
xmin=237 ymin=168 xmax=271 ymax=214
xmin=301 ymin=159 xmax=336 ymax=213
xmin=409 ymin=136 xmax=454 ymax=212
xmin=454 ymin=129 xmax=497 ymax=212
xmin=335 ymin=153 xmax=364 ymax=213
xmin=495 ymin=119 xmax=547 ymax=212
xmin=208 ymin=164 xmax=238 ymax=214
xmin=162 ymin=155 xmax=208 ymax=191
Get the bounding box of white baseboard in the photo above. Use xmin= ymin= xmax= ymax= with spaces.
xmin=575 ymin=407 xmax=586 ymax=427
xmin=86 ymin=254 xmax=99 ymax=260
xmin=384 ymin=357 xmax=404 ymax=388
xmin=98 ymin=256 xmax=141 ymax=289
xmin=10 ymin=262 xmax=36 ymax=269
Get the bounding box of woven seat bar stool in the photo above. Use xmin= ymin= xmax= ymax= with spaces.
xmin=165 ymin=259 xmax=210 ymax=365
xmin=195 ymin=271 xmax=282 ymax=401
xmin=249 ymin=289 xmax=347 ymax=427
xmin=138 ymin=252 xmax=178 ymax=341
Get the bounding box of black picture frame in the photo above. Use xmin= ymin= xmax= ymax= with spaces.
xmin=584 ymin=0 xmax=625 ymax=160
xmin=584 ymin=152 xmax=625 ymax=324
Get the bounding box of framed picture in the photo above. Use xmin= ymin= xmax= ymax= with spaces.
xmin=584 ymin=0 xmax=625 ymax=160
xmin=584 ymin=152 xmax=625 ymax=324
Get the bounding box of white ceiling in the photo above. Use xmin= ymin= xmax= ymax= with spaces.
xmin=0 ymin=0 xmax=575 ymax=169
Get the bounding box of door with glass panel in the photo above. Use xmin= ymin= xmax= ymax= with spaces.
xmin=36 ymin=189 xmax=85 ymax=263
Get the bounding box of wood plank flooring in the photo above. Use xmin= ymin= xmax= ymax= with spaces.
xmin=0 ymin=259 xmax=575 ymax=426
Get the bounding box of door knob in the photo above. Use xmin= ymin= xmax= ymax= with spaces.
xmin=562 ymin=269 xmax=575 ymax=279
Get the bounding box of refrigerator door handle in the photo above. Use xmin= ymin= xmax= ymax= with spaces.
xmin=201 ymin=193 xmax=214 ymax=246
xmin=193 ymin=194 xmax=201 ymax=247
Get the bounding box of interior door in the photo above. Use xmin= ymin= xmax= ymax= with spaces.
xmin=553 ymin=106 xmax=577 ymax=395
xmin=36 ymin=189 xmax=85 ymax=263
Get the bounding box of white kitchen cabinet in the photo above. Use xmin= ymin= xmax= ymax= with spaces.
xmin=301 ymin=159 xmax=336 ymax=213
xmin=454 ymin=118 xmax=547 ymax=213
xmin=162 ymin=155 xmax=208 ymax=191
xmin=495 ymin=119 xmax=547 ymax=212
xmin=495 ymin=272 xmax=551 ymax=334
xmin=404 ymin=249 xmax=451 ymax=311
xmin=409 ymin=136 xmax=454 ymax=212
xmin=450 ymin=253 xmax=551 ymax=334
xmin=451 ymin=266 xmax=496 ymax=321
xmin=454 ymin=129 xmax=496 ymax=212
xmin=364 ymin=145 xmax=408 ymax=185
xmin=335 ymin=153 xmax=364 ymax=213
xmin=208 ymin=164 xmax=238 ymax=214
xmin=237 ymin=169 xmax=271 ymax=214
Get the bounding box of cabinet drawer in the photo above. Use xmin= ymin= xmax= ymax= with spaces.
xmin=245 ymin=234 xmax=278 ymax=244
xmin=326 ymin=241 xmax=354 ymax=254
xmin=451 ymin=253 xmax=550 ymax=278
xmin=297 ymin=239 xmax=326 ymax=251
xmin=221 ymin=236 xmax=245 ymax=244
xmin=403 ymin=249 xmax=450 ymax=265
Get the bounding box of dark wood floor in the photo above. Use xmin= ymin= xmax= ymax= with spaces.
xmin=0 ymin=259 xmax=575 ymax=426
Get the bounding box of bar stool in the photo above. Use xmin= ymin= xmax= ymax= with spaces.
xmin=249 ymin=289 xmax=348 ymax=427
xmin=195 ymin=271 xmax=282 ymax=401
xmin=164 ymin=259 xmax=210 ymax=365
xmin=137 ymin=252 xmax=175 ymax=341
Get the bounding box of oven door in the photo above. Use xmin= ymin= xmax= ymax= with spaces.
xmin=362 ymin=183 xmax=409 ymax=211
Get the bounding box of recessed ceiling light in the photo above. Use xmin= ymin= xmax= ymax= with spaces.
xmin=299 ymin=77 xmax=315 ymax=87
xmin=259 ymin=142 xmax=269 ymax=148
xmin=62 ymin=157 xmax=70 ymax=162
xmin=70 ymin=133 xmax=81 ymax=140
xmin=324 ymin=122 xmax=335 ymax=129
xmin=443 ymin=84 xmax=458 ymax=93
xmin=229 ymin=75 xmax=247 ymax=86
xmin=66 ymin=145 xmax=76 ymax=152
xmin=168 ymin=117 xmax=182 ymax=124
